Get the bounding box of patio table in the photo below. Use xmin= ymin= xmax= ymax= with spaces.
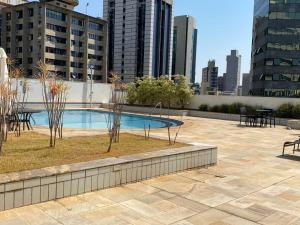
xmin=256 ymin=109 xmax=273 ymax=127
xmin=18 ymin=109 xmax=41 ymax=130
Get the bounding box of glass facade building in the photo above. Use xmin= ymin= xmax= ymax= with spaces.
xmin=251 ymin=0 xmax=300 ymax=97
xmin=103 ymin=0 xmax=174 ymax=83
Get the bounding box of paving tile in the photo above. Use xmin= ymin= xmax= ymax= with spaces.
xmin=1 ymin=117 xmax=300 ymax=224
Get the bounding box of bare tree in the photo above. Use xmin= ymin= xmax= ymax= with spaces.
xmin=0 ymin=81 xmax=13 ymax=153
xmin=37 ymin=61 xmax=68 ymax=147
xmin=106 ymin=73 xmax=126 ymax=152
xmin=166 ymin=109 xmax=184 ymax=146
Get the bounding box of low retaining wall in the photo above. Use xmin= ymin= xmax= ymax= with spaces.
xmin=189 ymin=111 xmax=289 ymax=126
xmin=122 ymin=105 xmax=189 ymax=116
xmin=123 ymin=105 xmax=290 ymax=126
xmin=0 ymin=144 xmax=217 ymax=211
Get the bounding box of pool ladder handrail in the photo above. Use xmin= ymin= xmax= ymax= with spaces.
xmin=149 ymin=102 xmax=162 ymax=118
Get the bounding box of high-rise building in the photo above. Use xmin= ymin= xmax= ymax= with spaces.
xmin=1 ymin=0 xmax=108 ymax=82
xmin=242 ymin=73 xmax=252 ymax=96
xmin=0 ymin=0 xmax=27 ymax=44
xmin=224 ymin=50 xmax=241 ymax=93
xmin=217 ymin=75 xmax=224 ymax=92
xmin=201 ymin=60 xmax=218 ymax=95
xmin=251 ymin=0 xmax=300 ymax=97
xmin=172 ymin=15 xmax=197 ymax=84
xmin=103 ymin=0 xmax=174 ymax=83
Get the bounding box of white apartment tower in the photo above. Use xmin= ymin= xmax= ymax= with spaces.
xmin=103 ymin=0 xmax=174 ymax=82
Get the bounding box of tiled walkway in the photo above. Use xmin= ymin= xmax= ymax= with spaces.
xmin=1 ymin=117 xmax=300 ymax=224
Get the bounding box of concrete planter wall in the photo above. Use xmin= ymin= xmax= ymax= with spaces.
xmin=122 ymin=105 xmax=189 ymax=116
xmin=0 ymin=144 xmax=217 ymax=211
xmin=123 ymin=105 xmax=290 ymax=126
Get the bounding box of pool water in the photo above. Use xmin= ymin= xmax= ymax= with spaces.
xmin=32 ymin=110 xmax=182 ymax=129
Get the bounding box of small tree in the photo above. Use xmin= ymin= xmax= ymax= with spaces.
xmin=174 ymin=75 xmax=194 ymax=109
xmin=37 ymin=61 xmax=68 ymax=147
xmin=157 ymin=76 xmax=176 ymax=108
xmin=0 ymin=81 xmax=13 ymax=153
xmin=106 ymin=72 xmax=126 ymax=152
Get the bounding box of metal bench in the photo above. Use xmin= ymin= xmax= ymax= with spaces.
xmin=282 ymin=139 xmax=300 ymax=156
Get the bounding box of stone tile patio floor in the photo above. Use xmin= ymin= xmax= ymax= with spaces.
xmin=1 ymin=117 xmax=300 ymax=224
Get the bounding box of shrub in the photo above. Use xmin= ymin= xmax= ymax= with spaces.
xmin=292 ymin=104 xmax=300 ymax=119
xmin=210 ymin=105 xmax=221 ymax=113
xmin=199 ymin=104 xmax=209 ymax=111
xmin=220 ymin=104 xmax=230 ymax=114
xmin=228 ymin=103 xmax=244 ymax=114
xmin=277 ymin=103 xmax=294 ymax=118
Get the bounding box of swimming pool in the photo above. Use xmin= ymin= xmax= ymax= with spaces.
xmin=32 ymin=109 xmax=182 ymax=129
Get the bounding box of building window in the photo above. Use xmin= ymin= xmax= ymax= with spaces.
xmin=46 ymin=9 xmax=66 ymax=21
xmin=89 ymin=22 xmax=103 ymax=31
xmin=46 ymin=47 xmax=66 ymax=55
xmin=88 ymin=33 xmax=102 ymax=41
xmin=6 ymin=26 xmax=11 ymax=31
xmin=88 ymin=44 xmax=102 ymax=51
xmin=71 ymin=29 xmax=84 ymax=36
xmin=45 ymin=58 xmax=66 ymax=66
xmin=16 ymin=47 xmax=22 ymax=53
xmin=28 ymin=58 xmax=33 ymax=63
xmin=71 ymin=61 xmax=83 ymax=68
xmin=70 ymin=72 xmax=83 ymax=79
xmin=94 ymin=65 xmax=102 ymax=70
xmin=6 ymin=37 xmax=10 ymax=42
xmin=46 ymin=23 xmax=67 ymax=33
xmin=71 ymin=40 xmax=82 ymax=47
xmin=88 ymin=54 xmax=102 ymax=61
xmin=28 ymin=23 xmax=33 ymax=29
xmin=6 ymin=12 xmax=11 ymax=20
xmin=16 ymin=58 xmax=22 ymax=65
xmin=27 ymin=69 xmax=32 ymax=76
xmin=71 ymin=51 xmax=83 ymax=58
xmin=46 ymin=35 xmax=66 ymax=44
xmin=6 ymin=48 xmax=10 ymax=54
xmin=72 ymin=17 xmax=84 ymax=26
xmin=16 ymin=24 xmax=23 ymax=30
xmin=16 ymin=10 xmax=23 ymax=19
xmin=16 ymin=36 xmax=22 ymax=42
xmin=28 ymin=8 xmax=34 ymax=17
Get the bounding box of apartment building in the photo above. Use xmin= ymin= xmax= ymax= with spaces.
xmin=103 ymin=0 xmax=174 ymax=83
xmin=0 ymin=0 xmax=28 ymax=44
xmin=1 ymin=0 xmax=108 ymax=82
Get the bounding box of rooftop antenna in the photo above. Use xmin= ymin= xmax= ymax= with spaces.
xmin=85 ymin=2 xmax=89 ymax=15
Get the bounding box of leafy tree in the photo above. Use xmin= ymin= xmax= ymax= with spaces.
xmin=126 ymin=75 xmax=193 ymax=109
xmin=174 ymin=75 xmax=194 ymax=109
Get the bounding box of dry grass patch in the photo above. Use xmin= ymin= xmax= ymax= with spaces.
xmin=1 ymin=132 xmax=187 ymax=174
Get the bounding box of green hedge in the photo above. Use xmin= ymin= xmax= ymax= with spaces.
xmin=198 ymin=103 xmax=257 ymax=115
xmin=198 ymin=102 xmax=300 ymax=119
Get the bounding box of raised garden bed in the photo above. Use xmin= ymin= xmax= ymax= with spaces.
xmin=0 ymin=132 xmax=217 ymax=211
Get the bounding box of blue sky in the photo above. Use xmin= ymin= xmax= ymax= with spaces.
xmin=75 ymin=0 xmax=254 ymax=83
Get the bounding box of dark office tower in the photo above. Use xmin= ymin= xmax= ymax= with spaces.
xmin=103 ymin=0 xmax=174 ymax=83
xmin=172 ymin=15 xmax=197 ymax=84
xmin=251 ymin=0 xmax=300 ymax=97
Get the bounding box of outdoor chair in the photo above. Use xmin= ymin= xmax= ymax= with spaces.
xmin=7 ymin=113 xmax=21 ymax=136
xmin=240 ymin=107 xmax=257 ymax=126
xmin=283 ymin=139 xmax=300 ymax=156
xmin=264 ymin=108 xmax=276 ymax=128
